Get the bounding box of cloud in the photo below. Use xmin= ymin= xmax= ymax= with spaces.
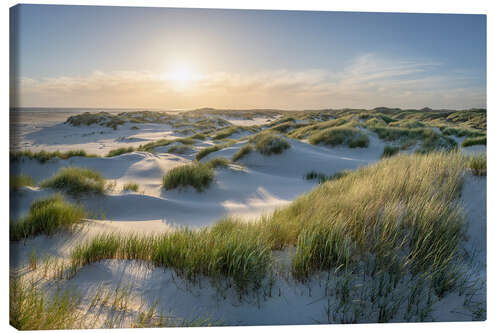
xmin=11 ymin=54 xmax=485 ymax=109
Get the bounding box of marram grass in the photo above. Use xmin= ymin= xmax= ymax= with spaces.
xmin=10 ymin=194 xmax=87 ymax=241
xmin=10 ymin=174 xmax=35 ymax=191
xmin=41 ymin=167 xmax=106 ymax=195
xmin=163 ymin=163 xmax=214 ymax=192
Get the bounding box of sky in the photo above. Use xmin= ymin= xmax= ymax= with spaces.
xmin=10 ymin=4 xmax=486 ymax=109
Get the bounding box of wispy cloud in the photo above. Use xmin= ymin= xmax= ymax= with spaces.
xmin=11 ymin=54 xmax=485 ymax=109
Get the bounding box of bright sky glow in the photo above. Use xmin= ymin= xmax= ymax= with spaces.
xmin=10 ymin=5 xmax=486 ymax=109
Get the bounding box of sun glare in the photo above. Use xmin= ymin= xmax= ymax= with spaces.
xmin=162 ymin=65 xmax=201 ymax=90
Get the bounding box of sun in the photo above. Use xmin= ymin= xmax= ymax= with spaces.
xmin=162 ymin=65 xmax=201 ymax=89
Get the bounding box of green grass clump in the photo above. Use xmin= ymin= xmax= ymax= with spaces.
xmin=205 ymin=157 xmax=231 ymax=169
xmin=10 ymin=194 xmax=87 ymax=241
xmin=370 ymin=126 xmax=456 ymax=152
xmin=292 ymin=222 xmax=352 ymax=280
xmin=10 ymin=174 xmax=35 ymax=191
xmin=462 ymin=136 xmax=486 ymax=147
xmin=382 ymin=145 xmax=400 ymax=158
xmin=10 ymin=276 xmax=82 ymax=330
xmin=138 ymin=137 xmax=195 ymax=152
xmin=41 ymin=167 xmax=106 ymax=196
xmin=122 ymin=183 xmax=140 ymax=192
xmin=212 ymin=126 xmax=241 ymax=140
xmin=167 ymin=144 xmax=192 ymax=154
xmin=288 ymin=118 xmax=351 ymax=139
xmin=441 ymin=127 xmax=484 ymax=138
xmin=231 ymin=144 xmax=254 ymax=162
xmin=250 ymin=132 xmax=291 ymax=155
xmin=10 ymin=150 xmax=98 ymax=163
xmin=303 ymin=170 xmax=350 ymax=183
xmin=70 ymin=219 xmax=271 ymax=292
xmin=106 ymin=147 xmax=135 ymax=157
xmin=163 ymin=163 xmax=214 ymax=192
xmin=195 ymin=143 xmax=231 ymax=161
xmin=309 ymin=127 xmax=369 ymax=148
xmin=468 ymin=154 xmax=486 ymax=176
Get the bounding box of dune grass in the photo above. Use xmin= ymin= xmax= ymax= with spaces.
xmin=163 ymin=163 xmax=215 ymax=192
xmin=10 ymin=194 xmax=87 ymax=241
xmin=70 ymin=220 xmax=271 ymax=292
xmin=382 ymin=145 xmax=400 ymax=158
xmin=303 ymin=170 xmax=350 ymax=184
xmin=231 ymin=144 xmax=254 ymax=162
xmin=138 ymin=137 xmax=196 ymax=152
xmin=122 ymin=183 xmax=140 ymax=192
xmin=41 ymin=167 xmax=106 ymax=196
xmin=106 ymin=146 xmax=135 ymax=157
xmin=10 ymin=276 xmax=82 ymax=330
xmin=468 ymin=154 xmax=486 ymax=176
xmin=309 ymin=127 xmax=369 ymax=148
xmin=167 ymin=144 xmax=192 ymax=154
xmin=288 ymin=118 xmax=351 ymax=139
xmin=212 ymin=126 xmax=242 ymax=140
xmin=462 ymin=136 xmax=486 ymax=147
xmin=10 ymin=174 xmax=35 ymax=191
xmin=10 ymin=149 xmax=98 ymax=163
xmin=205 ymin=157 xmax=231 ymax=169
xmin=195 ymin=143 xmax=231 ymax=161
xmin=441 ymin=127 xmax=485 ymax=138
xmin=370 ymin=126 xmax=456 ymax=152
xmin=250 ymin=132 xmax=291 ymax=155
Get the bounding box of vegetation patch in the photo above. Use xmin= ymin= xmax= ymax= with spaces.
xmin=231 ymin=144 xmax=254 ymax=162
xmin=309 ymin=126 xmax=369 ymax=148
xmin=10 ymin=174 xmax=35 ymax=191
xmin=382 ymin=145 xmax=400 ymax=158
xmin=205 ymin=157 xmax=231 ymax=169
xmin=122 ymin=183 xmax=140 ymax=192
xmin=70 ymin=219 xmax=271 ymax=292
xmin=41 ymin=167 xmax=106 ymax=196
xmin=10 ymin=150 xmax=98 ymax=163
xmin=304 ymin=170 xmax=351 ymax=183
xmin=250 ymin=132 xmax=291 ymax=155
xmin=468 ymin=154 xmax=486 ymax=176
xmin=195 ymin=143 xmax=232 ymax=161
xmin=441 ymin=127 xmax=484 ymax=138
xmin=138 ymin=137 xmax=196 ymax=152
xmin=106 ymin=146 xmax=135 ymax=157
xmin=163 ymin=163 xmax=215 ymax=192
xmin=10 ymin=276 xmax=82 ymax=330
xmin=167 ymin=144 xmax=192 ymax=155
xmin=462 ymin=136 xmax=486 ymax=147
xmin=10 ymin=194 xmax=87 ymax=241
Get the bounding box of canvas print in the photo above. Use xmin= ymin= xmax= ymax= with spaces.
xmin=9 ymin=4 xmax=486 ymax=329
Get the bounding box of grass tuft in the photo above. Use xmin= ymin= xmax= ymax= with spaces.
xmin=250 ymin=132 xmax=291 ymax=155
xmin=232 ymin=144 xmax=254 ymax=162
xmin=122 ymin=183 xmax=140 ymax=192
xmin=205 ymin=157 xmax=231 ymax=169
xmin=10 ymin=150 xmax=98 ymax=163
xmin=10 ymin=174 xmax=35 ymax=191
xmin=309 ymin=127 xmax=369 ymax=148
xmin=10 ymin=194 xmax=87 ymax=241
xmin=468 ymin=154 xmax=486 ymax=176
xmin=163 ymin=163 xmax=214 ymax=192
xmin=41 ymin=167 xmax=106 ymax=196
xmin=462 ymin=136 xmax=486 ymax=147
xmin=106 ymin=147 xmax=135 ymax=157
xmin=382 ymin=145 xmax=400 ymax=158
